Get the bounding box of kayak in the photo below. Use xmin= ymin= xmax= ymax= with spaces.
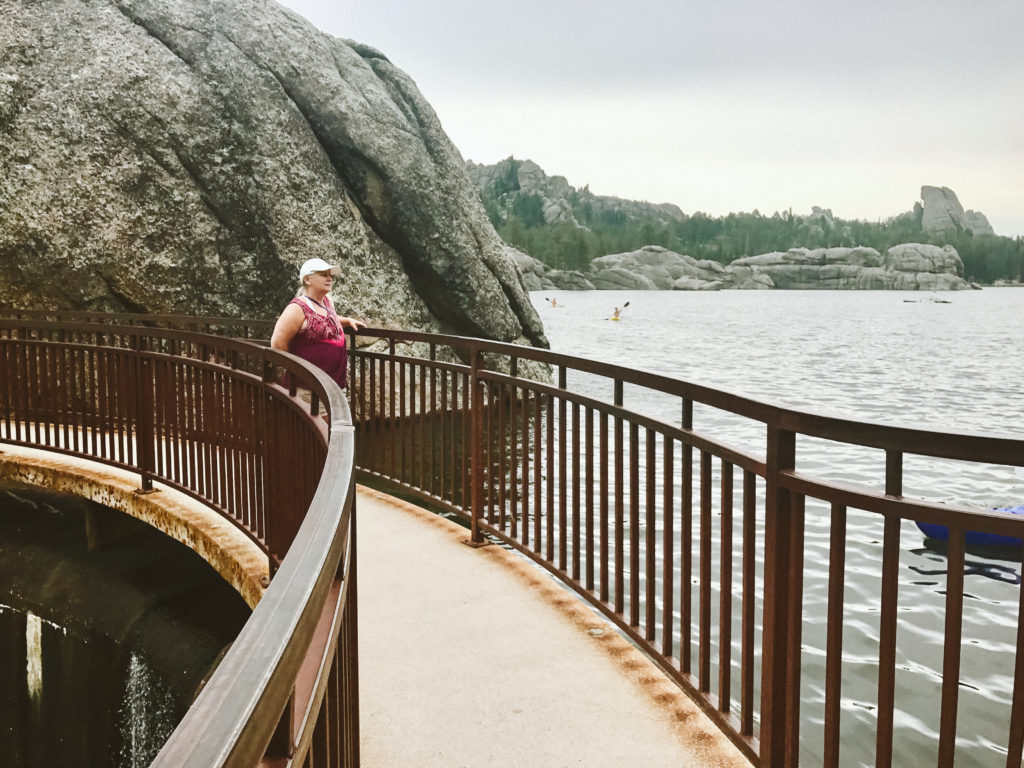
xmin=916 ymin=505 xmax=1024 ymax=548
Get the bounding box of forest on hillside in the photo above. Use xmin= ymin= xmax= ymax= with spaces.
xmin=476 ymin=166 xmax=1024 ymax=284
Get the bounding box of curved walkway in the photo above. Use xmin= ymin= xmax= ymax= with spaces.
xmin=357 ymin=486 xmax=752 ymax=768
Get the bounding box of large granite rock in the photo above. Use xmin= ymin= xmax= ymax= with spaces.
xmin=920 ymin=185 xmax=995 ymax=236
xmin=883 ymin=243 xmax=969 ymax=289
xmin=524 ymin=243 xmax=973 ymax=292
xmin=729 ymin=244 xmax=972 ymax=290
xmin=0 ymin=0 xmax=546 ymax=348
xmin=507 ymin=245 xmax=555 ymax=291
xmin=590 ymin=266 xmax=659 ymax=291
xmin=590 ymin=246 xmax=729 ymax=290
xmin=715 ymin=266 xmax=774 ymax=290
xmin=549 ymin=270 xmax=597 ymax=290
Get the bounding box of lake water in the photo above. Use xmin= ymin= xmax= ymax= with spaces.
xmin=535 ymin=287 xmax=1024 ymax=503
xmin=532 ymin=288 xmax=1024 ymax=768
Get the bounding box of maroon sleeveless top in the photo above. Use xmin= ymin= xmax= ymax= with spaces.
xmin=285 ymin=296 xmax=348 ymax=389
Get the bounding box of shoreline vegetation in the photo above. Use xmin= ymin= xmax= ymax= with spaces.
xmin=469 ymin=158 xmax=1024 ymax=286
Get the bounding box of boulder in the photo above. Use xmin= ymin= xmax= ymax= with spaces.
xmin=726 ymin=266 xmax=775 ymax=290
xmin=497 ymin=239 xmax=971 ymax=294
xmin=851 ymin=267 xmax=894 ymax=290
xmin=506 ymin=246 xmax=555 ymax=292
xmin=0 ymin=0 xmax=546 ymax=348
xmin=733 ymin=248 xmax=829 ymax=268
xmin=729 ymin=245 xmax=970 ymax=290
xmin=884 ymin=243 xmax=964 ymax=275
xmin=673 ymin=277 xmax=724 ymax=291
xmin=825 ymin=246 xmax=883 ymax=268
xmin=819 ymin=264 xmax=873 ymax=288
xmin=590 ymin=267 xmax=659 ymax=291
xmin=591 ymin=246 xmax=728 ymax=290
xmin=548 ymin=270 xmax=596 ymax=291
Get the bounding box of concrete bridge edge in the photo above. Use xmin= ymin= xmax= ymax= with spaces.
xmin=0 ymin=444 xmax=268 ymax=609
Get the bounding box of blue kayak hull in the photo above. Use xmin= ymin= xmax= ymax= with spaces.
xmin=916 ymin=506 xmax=1024 ymax=549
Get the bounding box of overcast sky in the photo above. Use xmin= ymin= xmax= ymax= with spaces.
xmin=279 ymin=0 xmax=1024 ymax=237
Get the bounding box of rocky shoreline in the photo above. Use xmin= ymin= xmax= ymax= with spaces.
xmin=513 ymin=243 xmax=979 ymax=292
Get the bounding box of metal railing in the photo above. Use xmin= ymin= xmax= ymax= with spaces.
xmin=347 ymin=326 xmax=1024 ymax=768
xmin=5 ymin=309 xmax=1024 ymax=767
xmin=0 ymin=314 xmax=358 ymax=768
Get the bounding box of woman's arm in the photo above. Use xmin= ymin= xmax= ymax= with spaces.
xmin=338 ymin=315 xmax=367 ymax=330
xmin=270 ymin=303 xmax=305 ymax=351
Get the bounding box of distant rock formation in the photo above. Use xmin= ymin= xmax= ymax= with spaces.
xmin=590 ymin=247 xmax=758 ymax=291
xmin=731 ymin=244 xmax=972 ymax=290
xmin=467 ymin=157 xmax=685 ymax=228
xmin=0 ymin=0 xmax=546 ymax=348
xmin=524 ymin=244 xmax=975 ymax=292
xmin=919 ymin=186 xmax=995 ymax=236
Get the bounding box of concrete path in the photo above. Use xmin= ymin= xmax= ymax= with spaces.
xmin=356 ymin=486 xmax=752 ymax=768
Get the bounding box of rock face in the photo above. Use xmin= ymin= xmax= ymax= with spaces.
xmin=467 ymin=157 xmax=685 ymax=228
xmin=920 ymin=186 xmax=995 ymax=236
xmin=530 ymin=243 xmax=973 ymax=292
xmin=0 ymin=0 xmax=546 ymax=348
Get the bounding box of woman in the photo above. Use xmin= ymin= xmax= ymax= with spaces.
xmin=271 ymin=257 xmax=366 ymax=389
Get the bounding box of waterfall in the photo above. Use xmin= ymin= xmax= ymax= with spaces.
xmin=116 ymin=653 xmax=179 ymax=768
xmin=25 ymin=612 xmax=43 ymax=707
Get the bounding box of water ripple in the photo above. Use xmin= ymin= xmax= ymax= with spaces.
xmin=538 ymin=288 xmax=1024 ymax=768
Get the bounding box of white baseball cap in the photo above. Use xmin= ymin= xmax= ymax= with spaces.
xmin=299 ymin=257 xmax=341 ymax=279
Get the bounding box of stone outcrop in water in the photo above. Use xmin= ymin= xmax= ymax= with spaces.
xmin=589 ymin=247 xmax=744 ymax=291
xmin=0 ymin=0 xmax=546 ymax=347
xmin=529 ymin=243 xmax=974 ymax=291
xmin=729 ymin=244 xmax=972 ymax=290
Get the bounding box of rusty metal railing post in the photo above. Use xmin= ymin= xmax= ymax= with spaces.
xmin=875 ymin=448 xmax=904 ymax=768
xmin=468 ymin=345 xmax=486 ymax=545
xmin=133 ymin=332 xmax=156 ymax=492
xmin=760 ymin=422 xmax=797 ymax=767
xmin=260 ymin=351 xmax=281 ymax=575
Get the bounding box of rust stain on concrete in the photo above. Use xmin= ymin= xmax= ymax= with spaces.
xmin=0 ymin=445 xmax=268 ymax=608
xmin=357 ymin=484 xmax=754 ymax=768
